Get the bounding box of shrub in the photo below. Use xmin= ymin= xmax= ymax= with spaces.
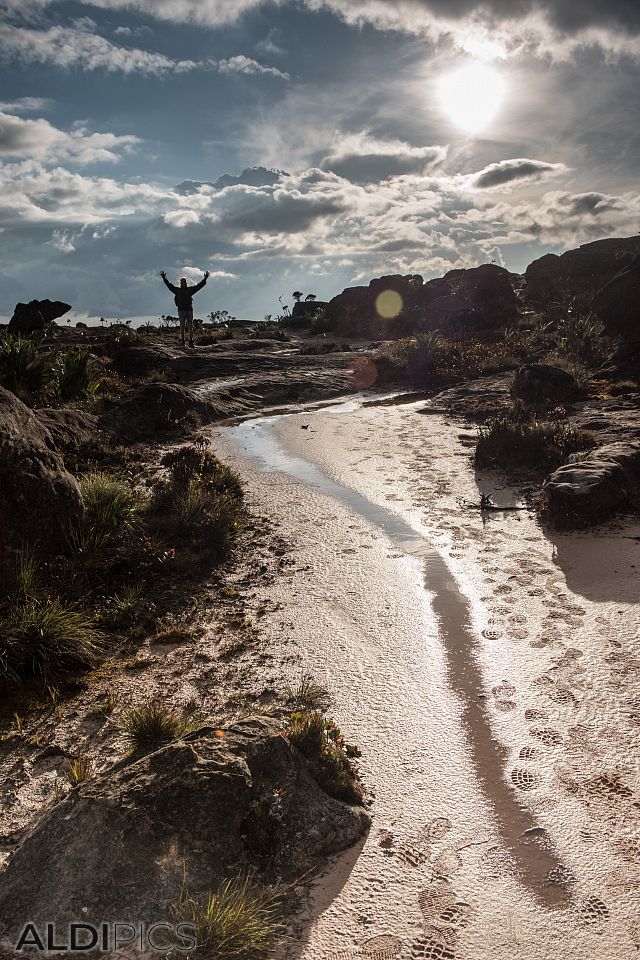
xmin=150 ymin=449 xmax=243 ymax=561
xmin=0 ymin=336 xmax=58 ymax=404
xmin=376 ymin=331 xmax=527 ymax=387
xmin=552 ymin=309 xmax=604 ymax=361
xmin=287 ymin=710 xmax=363 ymax=804
xmin=476 ymin=415 xmax=594 ymax=469
xmin=0 ymin=600 xmax=102 ymax=687
xmin=120 ymin=701 xmax=194 ymax=749
xmin=173 ymin=875 xmax=285 ymax=960
xmin=58 ymin=348 xmax=98 ymax=401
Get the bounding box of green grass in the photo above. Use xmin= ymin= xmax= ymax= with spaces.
xmin=0 ymin=335 xmax=58 ymax=404
xmin=0 ymin=599 xmax=102 ymax=687
xmin=69 ymin=473 xmax=141 ymax=573
xmin=173 ymin=875 xmax=286 ymax=960
xmin=120 ymin=702 xmax=195 ymax=749
xmin=58 ymin=348 xmax=99 ymax=401
xmin=65 ymin=757 xmax=92 ymax=787
xmin=476 ymin=415 xmax=594 ymax=469
xmin=287 ymin=710 xmax=363 ymax=804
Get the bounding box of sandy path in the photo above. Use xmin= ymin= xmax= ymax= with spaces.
xmin=215 ymin=395 xmax=640 ymax=960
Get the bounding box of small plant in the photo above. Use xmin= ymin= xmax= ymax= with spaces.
xmin=58 ymin=348 xmax=99 ymax=401
xmin=0 ymin=336 xmax=58 ymax=404
xmin=14 ymin=546 xmax=40 ymax=600
xmin=65 ymin=756 xmax=92 ymax=787
xmin=552 ymin=307 xmax=604 ymax=361
xmin=120 ymin=702 xmax=193 ymax=749
xmin=173 ymin=874 xmax=286 ymax=959
xmin=287 ymin=710 xmax=363 ymax=804
xmin=0 ymin=599 xmax=102 ymax=686
xmin=285 ymin=675 xmax=332 ymax=711
xmin=69 ymin=473 xmax=141 ymax=573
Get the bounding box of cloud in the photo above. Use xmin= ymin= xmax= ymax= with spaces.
xmin=469 ymin=157 xmax=568 ymax=189
xmin=0 ymin=97 xmax=53 ymax=113
xmin=322 ymin=133 xmax=447 ymax=183
xmin=213 ymin=55 xmax=290 ymax=79
xmin=0 ymin=111 xmax=140 ymax=163
xmin=0 ymin=22 xmax=199 ymax=75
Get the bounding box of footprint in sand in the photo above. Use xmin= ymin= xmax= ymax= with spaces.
xmin=511 ymin=766 xmax=541 ymax=791
xmin=575 ymin=896 xmax=610 ymax=926
xmin=492 ymin=681 xmax=517 ymax=712
xmin=324 ymin=934 xmax=404 ymax=960
xmin=530 ymin=726 xmax=564 ymax=747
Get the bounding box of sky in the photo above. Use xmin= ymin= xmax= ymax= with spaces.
xmin=1 ymin=0 xmax=639 ymax=322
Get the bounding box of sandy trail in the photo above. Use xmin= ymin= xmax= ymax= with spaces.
xmin=215 ymin=394 xmax=640 ymax=960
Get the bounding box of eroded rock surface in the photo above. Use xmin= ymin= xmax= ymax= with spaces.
xmin=0 ymin=386 xmax=83 ymax=579
xmin=513 ymin=363 xmax=582 ymax=404
xmin=8 ymin=300 xmax=71 ymax=334
xmin=0 ymin=717 xmax=369 ymax=945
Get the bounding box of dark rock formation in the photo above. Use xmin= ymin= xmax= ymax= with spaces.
xmin=512 ymin=364 xmax=582 ymax=404
xmin=75 ymin=321 xmax=88 ymax=329
xmin=326 ymin=265 xmax=519 ymax=338
xmin=111 ymin=343 xmax=174 ymax=376
xmin=525 ymin=236 xmax=640 ymax=305
xmin=98 ymin=382 xmax=253 ymax=440
xmin=0 ymin=717 xmax=369 ymax=943
xmin=9 ymin=300 xmax=71 ymax=334
xmin=290 ymin=300 xmax=329 ymax=323
xmin=592 ymin=254 xmax=640 ymax=339
xmin=544 ymin=442 xmax=640 ymax=524
xmin=36 ymin=409 xmax=99 ymax=455
xmin=0 ymin=386 xmax=83 ymax=579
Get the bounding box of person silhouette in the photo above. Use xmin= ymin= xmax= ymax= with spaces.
xmin=160 ymin=270 xmax=209 ymax=347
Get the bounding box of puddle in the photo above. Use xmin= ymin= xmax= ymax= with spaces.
xmin=193 ymin=376 xmax=245 ymax=395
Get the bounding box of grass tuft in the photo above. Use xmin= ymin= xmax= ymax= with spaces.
xmin=476 ymin=415 xmax=594 ymax=469
xmin=0 ymin=599 xmax=102 ymax=687
xmin=69 ymin=473 xmax=141 ymax=573
xmin=284 ymin=675 xmax=332 ymax=711
xmin=65 ymin=756 xmax=92 ymax=787
xmin=173 ymin=874 xmax=286 ymax=960
xmin=120 ymin=701 xmax=195 ymax=749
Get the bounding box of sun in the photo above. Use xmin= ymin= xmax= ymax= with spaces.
xmin=437 ymin=60 xmax=506 ymax=134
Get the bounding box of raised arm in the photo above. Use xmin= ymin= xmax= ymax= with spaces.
xmin=160 ymin=270 xmax=178 ymax=294
xmin=189 ymin=271 xmax=210 ymax=295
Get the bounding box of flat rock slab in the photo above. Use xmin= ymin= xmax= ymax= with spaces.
xmin=544 ymin=441 xmax=640 ymax=522
xmin=0 ymin=717 xmax=369 ymax=945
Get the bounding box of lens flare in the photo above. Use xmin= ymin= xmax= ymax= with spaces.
xmin=375 ymin=290 xmax=403 ymax=319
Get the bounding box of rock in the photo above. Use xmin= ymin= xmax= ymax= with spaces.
xmin=290 ymin=300 xmax=329 ymax=323
xmin=512 ymin=364 xmax=582 ymax=404
xmin=0 ymin=717 xmax=369 ymax=943
xmin=592 ymin=254 xmax=640 ymax=339
xmin=544 ymin=442 xmax=640 ymax=523
xmin=428 ymin=263 xmax=519 ymax=331
xmin=8 ymin=300 xmax=71 ymax=334
xmin=75 ymin=321 xmax=88 ymax=329
xmin=0 ymin=386 xmax=83 ymax=580
xmin=110 ymin=343 xmax=174 ymax=376
xmin=35 ymin=409 xmax=98 ymax=454
xmin=98 ymin=382 xmax=250 ymax=440
xmin=525 ymin=236 xmax=640 ymax=305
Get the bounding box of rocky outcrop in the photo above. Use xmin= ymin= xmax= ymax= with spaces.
xmin=592 ymin=254 xmax=640 ymax=339
xmin=110 ymin=343 xmax=175 ymax=376
xmin=543 ymin=442 xmax=640 ymax=523
xmin=36 ymin=409 xmax=99 ymax=455
xmin=513 ymin=364 xmax=582 ymax=404
xmin=0 ymin=386 xmax=83 ymax=579
xmin=525 ymin=236 xmax=640 ymax=305
xmin=99 ymin=382 xmax=254 ymax=440
xmin=9 ymin=300 xmax=71 ymax=334
xmin=326 ymin=265 xmax=519 ymax=338
xmin=290 ymin=300 xmax=329 ymax=323
xmin=0 ymin=717 xmax=369 ymax=943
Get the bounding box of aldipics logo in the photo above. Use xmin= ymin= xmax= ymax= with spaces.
xmin=14 ymin=922 xmax=197 ymax=953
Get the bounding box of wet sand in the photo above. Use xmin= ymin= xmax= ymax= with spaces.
xmin=216 ymin=394 xmax=640 ymax=960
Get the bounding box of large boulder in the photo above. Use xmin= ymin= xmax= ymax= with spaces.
xmin=592 ymin=254 xmax=640 ymax=339
xmin=512 ymin=364 xmax=582 ymax=404
xmin=0 ymin=717 xmax=369 ymax=945
xmin=428 ymin=263 xmax=519 ymax=331
xmin=99 ymin=382 xmax=252 ymax=440
xmin=35 ymin=409 xmax=98 ymax=455
xmin=525 ymin=236 xmax=640 ymax=305
xmin=110 ymin=343 xmax=175 ymax=376
xmin=9 ymin=300 xmax=71 ymax=334
xmin=290 ymin=300 xmax=329 ymax=323
xmin=0 ymin=386 xmax=83 ymax=580
xmin=543 ymin=442 xmax=640 ymax=524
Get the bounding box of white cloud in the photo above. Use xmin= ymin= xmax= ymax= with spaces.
xmin=0 ymin=97 xmax=53 ymax=113
xmin=0 ymin=111 xmax=140 ymax=163
xmin=322 ymin=133 xmax=447 ymax=183
xmin=214 ymin=55 xmax=290 ymax=79
xmin=0 ymin=22 xmax=199 ymax=75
